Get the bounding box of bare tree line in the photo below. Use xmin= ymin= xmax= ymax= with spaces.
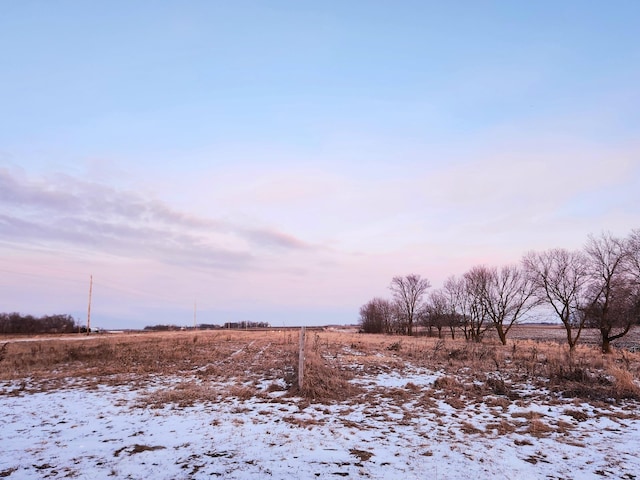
xmin=0 ymin=313 xmax=79 ymax=334
xmin=359 ymin=229 xmax=640 ymax=353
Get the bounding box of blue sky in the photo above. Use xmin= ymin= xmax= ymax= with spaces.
xmin=1 ymin=1 xmax=639 ymax=329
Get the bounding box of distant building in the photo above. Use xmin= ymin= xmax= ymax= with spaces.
xmin=223 ymin=321 xmax=270 ymax=329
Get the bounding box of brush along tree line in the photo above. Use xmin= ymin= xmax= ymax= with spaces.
xmin=0 ymin=313 xmax=80 ymax=334
xmin=359 ymin=229 xmax=640 ymax=353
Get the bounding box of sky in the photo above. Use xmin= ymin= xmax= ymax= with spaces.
xmin=1 ymin=1 xmax=639 ymax=329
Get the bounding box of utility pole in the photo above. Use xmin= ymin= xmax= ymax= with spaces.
xmin=193 ymin=300 xmax=197 ymax=329
xmin=86 ymin=274 xmax=93 ymax=335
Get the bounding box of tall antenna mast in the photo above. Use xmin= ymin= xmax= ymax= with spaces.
xmin=87 ymin=274 xmax=93 ymax=334
xmin=193 ymin=300 xmax=197 ymax=329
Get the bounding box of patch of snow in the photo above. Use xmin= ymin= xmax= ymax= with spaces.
xmin=1 ymin=371 xmax=639 ymax=479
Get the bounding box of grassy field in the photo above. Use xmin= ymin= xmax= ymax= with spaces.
xmin=2 ymin=326 xmax=639 ymax=403
xmin=1 ymin=327 xmax=639 ymax=478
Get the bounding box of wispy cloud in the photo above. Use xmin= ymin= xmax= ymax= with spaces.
xmin=0 ymin=169 xmax=310 ymax=271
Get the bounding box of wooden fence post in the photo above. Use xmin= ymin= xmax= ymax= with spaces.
xmin=86 ymin=274 xmax=93 ymax=335
xmin=298 ymin=326 xmax=305 ymax=390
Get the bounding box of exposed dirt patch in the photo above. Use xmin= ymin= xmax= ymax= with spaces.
xmin=114 ymin=444 xmax=166 ymax=457
xmin=349 ymin=449 xmax=373 ymax=462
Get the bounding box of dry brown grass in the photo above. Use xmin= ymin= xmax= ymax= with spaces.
xmin=0 ymin=330 xmax=297 ymax=379
xmin=137 ymin=382 xmax=221 ymax=409
xmin=459 ymin=421 xmax=483 ymax=434
xmin=485 ymin=396 xmax=511 ymax=410
xmin=433 ymin=375 xmax=464 ymax=393
xmin=526 ymin=418 xmax=556 ymax=438
xmin=283 ymin=415 xmax=324 ymax=429
xmin=510 ymin=411 xmax=556 ymax=437
xmin=563 ymin=408 xmax=589 ymax=422
xmin=2 ymin=328 xmax=639 ymax=407
xmin=609 ymin=366 xmax=640 ymax=399
xmin=297 ymin=348 xmax=359 ymax=402
xmin=484 ymin=375 xmax=511 ymax=397
xmin=228 ymin=385 xmax=257 ymax=400
xmin=485 ymin=418 xmax=517 ymax=435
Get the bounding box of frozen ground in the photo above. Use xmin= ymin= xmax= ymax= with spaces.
xmin=1 ymin=367 xmax=639 ymax=480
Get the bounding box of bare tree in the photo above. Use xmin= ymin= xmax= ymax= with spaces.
xmin=463 ymin=266 xmax=492 ymax=342
xmin=359 ymin=298 xmax=396 ymax=334
xmin=583 ymin=232 xmax=634 ymax=353
xmin=522 ymin=249 xmax=589 ymax=351
xmin=442 ymin=275 xmax=468 ymax=340
xmin=359 ymin=298 xmax=382 ymax=334
xmin=442 ymin=273 xmax=485 ymax=341
xmin=0 ymin=312 xmax=77 ymax=334
xmin=626 ymin=228 xmax=640 ymax=327
xmin=627 ymin=228 xmax=640 ymax=284
xmin=389 ymin=274 xmax=431 ymax=336
xmin=582 ymin=278 xmax=638 ymax=351
xmin=423 ymin=290 xmax=449 ymax=338
xmin=479 ymin=264 xmax=538 ymax=345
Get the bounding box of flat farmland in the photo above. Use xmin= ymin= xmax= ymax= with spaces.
xmin=1 ymin=328 xmax=639 ymax=479
xmin=501 ymin=325 xmax=640 ymax=350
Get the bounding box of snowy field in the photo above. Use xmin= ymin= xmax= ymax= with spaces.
xmin=2 ymin=368 xmax=639 ymax=479
xmin=2 ymin=330 xmax=640 ymax=479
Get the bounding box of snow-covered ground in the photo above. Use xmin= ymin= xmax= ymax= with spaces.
xmin=2 ymin=368 xmax=639 ymax=480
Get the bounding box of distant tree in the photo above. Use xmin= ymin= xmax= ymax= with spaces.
xmin=144 ymin=324 xmax=176 ymax=331
xmin=523 ymin=249 xmax=590 ymax=351
xmin=480 ymin=265 xmax=538 ymax=345
xmin=462 ymin=266 xmax=493 ymax=342
xmin=389 ymin=274 xmax=431 ymax=336
xmin=582 ymin=277 xmax=638 ymax=351
xmin=41 ymin=314 xmax=76 ymax=333
xmin=583 ymin=232 xmax=635 ymax=353
xmin=358 ymin=228 xmax=640 ymax=346
xmin=383 ymin=301 xmax=402 ymax=334
xmin=359 ymin=298 xmax=395 ymax=334
xmin=359 ymin=298 xmax=384 ymax=333
xmin=627 ymin=229 xmax=640 ymax=326
xmin=423 ymin=290 xmax=453 ymax=338
xmin=442 ymin=276 xmax=469 ymax=340
xmin=0 ymin=312 xmax=77 ymax=334
xmin=198 ymin=324 xmax=221 ymax=330
xmin=627 ymin=228 xmax=640 ymax=285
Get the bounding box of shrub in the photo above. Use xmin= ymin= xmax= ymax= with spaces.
xmin=296 ymin=350 xmax=358 ymax=402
